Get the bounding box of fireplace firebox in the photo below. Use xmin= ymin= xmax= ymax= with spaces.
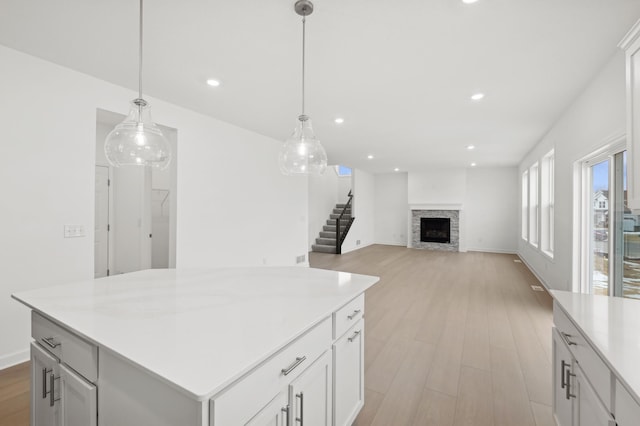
xmin=420 ymin=217 xmax=451 ymax=243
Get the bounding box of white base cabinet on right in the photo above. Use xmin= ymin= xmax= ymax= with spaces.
xmin=332 ymin=320 xmax=364 ymax=426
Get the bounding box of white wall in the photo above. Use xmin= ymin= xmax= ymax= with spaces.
xmin=408 ymin=169 xmax=467 ymax=204
xmin=465 ymin=168 xmax=518 ymax=253
xmin=342 ymin=169 xmax=375 ymax=253
xmin=374 ymin=173 xmax=408 ymax=246
xmin=0 ymin=45 xmax=308 ymax=368
xmin=518 ymin=51 xmax=627 ymax=291
xmin=308 ymin=170 xmax=339 ymax=250
xmin=337 ymin=176 xmax=352 ymax=202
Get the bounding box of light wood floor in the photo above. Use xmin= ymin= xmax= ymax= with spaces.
xmin=310 ymin=245 xmax=554 ymax=426
xmin=0 ymin=245 xmax=554 ymax=426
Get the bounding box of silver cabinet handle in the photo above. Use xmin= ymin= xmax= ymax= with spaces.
xmin=41 ymin=337 xmax=60 ymax=349
xmin=49 ymin=373 xmax=60 ymax=407
xmin=347 ymin=309 xmax=361 ymax=320
xmin=561 ymin=332 xmax=577 ymax=346
xmin=281 ymin=356 xmax=306 ymax=376
xmin=565 ymin=370 xmax=576 ymax=400
xmin=281 ymin=405 xmax=290 ymax=425
xmin=560 ymin=360 xmax=569 ymax=389
xmin=348 ymin=330 xmax=362 ymax=343
xmin=296 ymin=392 xmax=304 ymax=425
xmin=42 ymin=368 xmax=49 ymax=399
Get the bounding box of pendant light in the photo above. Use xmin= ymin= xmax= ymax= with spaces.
xmin=104 ymin=0 xmax=171 ymax=170
xmin=278 ymin=0 xmax=328 ymax=175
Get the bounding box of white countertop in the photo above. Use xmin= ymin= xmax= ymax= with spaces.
xmin=551 ymin=290 xmax=640 ymax=403
xmin=12 ymin=267 xmax=379 ymax=400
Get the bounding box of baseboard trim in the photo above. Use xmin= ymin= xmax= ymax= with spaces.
xmin=517 ymin=254 xmax=552 ymax=292
xmin=0 ymin=348 xmax=29 ymax=370
xmin=466 ymin=247 xmax=517 ymax=255
xmin=373 ymin=241 xmax=406 ymax=247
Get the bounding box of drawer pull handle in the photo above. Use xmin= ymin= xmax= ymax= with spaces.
xmin=296 ymin=392 xmax=304 ymax=425
xmin=347 ymin=309 xmax=361 ymax=320
xmin=348 ymin=330 xmax=362 ymax=343
xmin=48 ymin=373 xmax=60 ymax=407
xmin=281 ymin=356 xmax=306 ymax=376
xmin=561 ymin=332 xmax=577 ymax=346
xmin=41 ymin=337 xmax=61 ymax=349
xmin=281 ymin=405 xmax=290 ymax=424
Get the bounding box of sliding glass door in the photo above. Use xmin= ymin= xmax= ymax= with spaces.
xmin=584 ymin=148 xmax=640 ymax=299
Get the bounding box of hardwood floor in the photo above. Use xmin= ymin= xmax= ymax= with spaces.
xmin=309 ymin=244 xmax=554 ymax=426
xmin=0 ymin=245 xmax=553 ymax=426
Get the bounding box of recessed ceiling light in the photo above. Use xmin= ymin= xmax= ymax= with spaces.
xmin=471 ymin=93 xmax=485 ymax=101
xmin=467 ymin=145 xmax=475 ymax=150
xmin=394 ymin=167 xmax=400 ymax=172
xmin=470 ymin=162 xmax=477 ymax=167
xmin=367 ymin=155 xmax=374 ymax=159
xmin=206 ymin=79 xmax=221 ymax=87
xmin=334 ymin=118 xmax=344 ymax=124
xmin=462 ymin=0 xmax=479 ymax=4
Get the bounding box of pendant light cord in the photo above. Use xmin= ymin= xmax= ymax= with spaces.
xmin=138 ymin=0 xmax=144 ymax=101
xmin=301 ymin=15 xmax=306 ymax=117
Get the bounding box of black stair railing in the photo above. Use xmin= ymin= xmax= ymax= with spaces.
xmin=335 ymin=190 xmax=355 ymax=254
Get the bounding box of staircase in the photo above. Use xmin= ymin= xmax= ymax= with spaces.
xmin=312 ymin=197 xmax=355 ymax=254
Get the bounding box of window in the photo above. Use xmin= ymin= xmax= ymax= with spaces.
xmin=541 ymin=150 xmax=555 ymax=257
xmin=522 ymin=170 xmax=528 ymax=241
xmin=529 ymin=162 xmax=539 ymax=247
xmin=580 ymin=142 xmax=640 ymax=299
xmin=335 ymin=165 xmax=352 ymax=177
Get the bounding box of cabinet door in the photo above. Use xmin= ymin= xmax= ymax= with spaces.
xmin=552 ymin=328 xmax=573 ymax=426
xmin=574 ymin=365 xmax=615 ymax=426
xmin=246 ymin=391 xmax=289 ymax=426
xmin=31 ymin=342 xmax=61 ymax=426
xmin=333 ymin=321 xmax=364 ymax=426
xmin=59 ymin=364 xmax=96 ymax=426
xmin=289 ymin=351 xmax=332 ymax=426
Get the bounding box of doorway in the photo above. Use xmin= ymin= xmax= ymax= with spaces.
xmin=94 ymin=109 xmax=177 ymax=277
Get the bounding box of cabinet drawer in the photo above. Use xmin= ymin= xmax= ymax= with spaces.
xmin=615 ymin=380 xmax=640 ymax=426
xmin=32 ymin=311 xmax=98 ymax=383
xmin=333 ymin=294 xmax=364 ymax=339
xmin=553 ymin=304 xmax=611 ymax=411
xmin=211 ymin=317 xmax=331 ymax=426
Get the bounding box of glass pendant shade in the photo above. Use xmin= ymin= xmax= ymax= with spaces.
xmin=279 ymin=115 xmax=327 ymax=175
xmin=104 ymin=99 xmax=171 ymax=170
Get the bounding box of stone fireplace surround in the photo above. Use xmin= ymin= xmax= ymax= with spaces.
xmin=408 ymin=204 xmax=461 ymax=252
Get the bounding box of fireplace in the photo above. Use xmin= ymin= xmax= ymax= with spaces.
xmin=420 ymin=218 xmax=450 ymax=243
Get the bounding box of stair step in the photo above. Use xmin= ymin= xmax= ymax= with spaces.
xmin=329 ymin=214 xmax=352 ymax=220
xmin=336 ymin=204 xmax=348 ymax=208
xmin=316 ymin=237 xmax=336 ymax=245
xmin=312 ymin=244 xmax=337 ymax=254
xmin=323 ymin=225 xmax=347 ymax=232
xmin=333 ymin=208 xmax=351 ymax=215
xmin=319 ymin=231 xmax=336 ymax=238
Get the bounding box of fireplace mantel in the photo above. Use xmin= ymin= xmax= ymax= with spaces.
xmin=407 ymin=205 xmax=464 ymax=252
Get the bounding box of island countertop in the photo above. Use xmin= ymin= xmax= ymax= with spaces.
xmin=551 ymin=290 xmax=640 ymax=404
xmin=12 ymin=267 xmax=379 ymax=401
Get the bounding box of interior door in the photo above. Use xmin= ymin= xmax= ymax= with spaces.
xmin=31 ymin=343 xmax=61 ymax=426
xmin=94 ymin=166 xmax=110 ymax=278
xmin=59 ymin=364 xmax=96 ymax=426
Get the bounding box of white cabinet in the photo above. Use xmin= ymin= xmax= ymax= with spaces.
xmin=290 ymin=350 xmax=332 ymax=426
xmin=246 ymin=392 xmax=289 ymax=426
xmin=59 ymin=365 xmax=97 ymax=426
xmin=30 ymin=314 xmax=98 ymax=426
xmin=333 ymin=320 xmax=364 ymax=426
xmin=552 ymin=328 xmax=573 ymax=426
xmin=573 ymin=365 xmax=615 ymax=426
xmin=31 ymin=342 xmax=61 ymax=426
xmin=621 ymin=20 xmax=640 ymax=210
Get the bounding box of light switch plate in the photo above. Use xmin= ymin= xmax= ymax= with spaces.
xmin=64 ymin=225 xmax=85 ymax=238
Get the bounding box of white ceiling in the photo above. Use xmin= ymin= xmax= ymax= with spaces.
xmin=1 ymin=0 xmax=640 ymax=173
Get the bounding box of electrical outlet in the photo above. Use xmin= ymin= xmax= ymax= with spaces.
xmin=64 ymin=225 xmax=85 ymax=238
xmin=356 ymin=239 xmax=361 ymax=245
xmin=296 ymin=254 xmax=306 ymax=264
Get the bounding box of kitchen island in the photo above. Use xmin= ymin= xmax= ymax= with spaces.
xmin=12 ymin=267 xmax=379 ymax=426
